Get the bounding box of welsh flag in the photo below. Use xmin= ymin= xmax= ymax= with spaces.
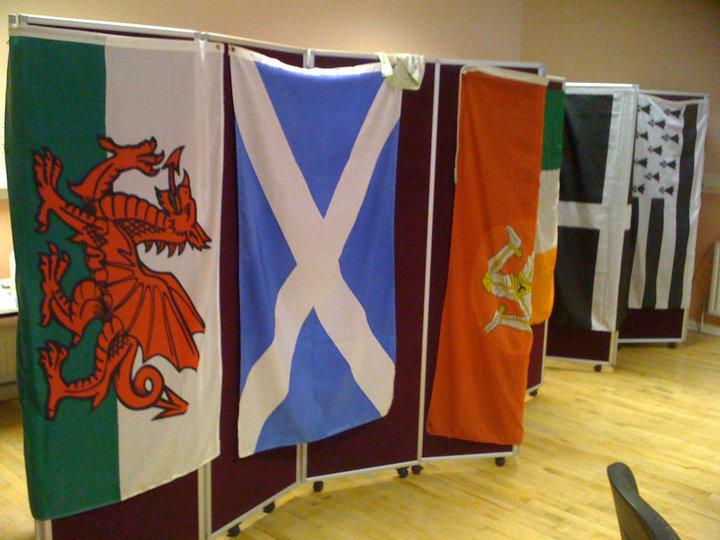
xmin=5 ymin=26 xmax=223 ymax=519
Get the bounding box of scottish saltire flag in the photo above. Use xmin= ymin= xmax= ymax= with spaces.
xmin=530 ymin=78 xmax=565 ymax=324
xmin=427 ymin=67 xmax=547 ymax=445
xmin=551 ymin=84 xmax=637 ymax=332
xmin=628 ymin=93 xmax=709 ymax=310
xmin=5 ymin=26 xmax=223 ymax=519
xmin=230 ymin=48 xmax=401 ymax=457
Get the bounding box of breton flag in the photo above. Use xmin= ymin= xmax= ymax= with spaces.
xmin=550 ymin=84 xmax=637 ymax=332
xmin=5 ymin=27 xmax=223 ymax=519
xmin=231 ymin=48 xmax=401 ymax=457
xmin=628 ymin=93 xmax=709 ymax=310
xmin=530 ymin=77 xmax=565 ymax=324
xmin=427 ymin=67 xmax=547 ymax=445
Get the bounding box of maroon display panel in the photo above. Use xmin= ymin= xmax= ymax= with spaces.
xmin=305 ymin=55 xmax=433 ymax=476
xmin=53 ymin=472 xmax=198 ymax=540
xmin=546 ymin=325 xmax=612 ymax=362
xmin=422 ymin=64 xmax=513 ymax=459
xmin=527 ymin=323 xmax=545 ymax=390
xmin=210 ymin=47 xmax=303 ymax=531
xmin=619 ymin=308 xmax=684 ymax=340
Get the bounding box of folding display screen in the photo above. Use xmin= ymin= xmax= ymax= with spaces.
xmin=6 ymin=14 xmax=550 ymax=540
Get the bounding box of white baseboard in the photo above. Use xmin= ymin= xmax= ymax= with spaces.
xmin=687 ymin=319 xmax=720 ymax=337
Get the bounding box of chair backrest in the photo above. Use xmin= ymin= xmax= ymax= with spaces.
xmin=607 ymin=462 xmax=681 ymax=540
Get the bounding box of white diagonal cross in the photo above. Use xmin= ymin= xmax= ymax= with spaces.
xmin=231 ymin=54 xmax=401 ymax=457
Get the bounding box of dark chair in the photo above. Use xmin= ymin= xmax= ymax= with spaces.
xmin=607 ymin=462 xmax=681 ymax=540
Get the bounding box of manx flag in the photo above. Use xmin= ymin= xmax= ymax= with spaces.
xmin=550 ymin=84 xmax=637 ymax=332
xmin=231 ymin=48 xmax=401 ymax=457
xmin=427 ymin=67 xmax=547 ymax=445
xmin=5 ymin=27 xmax=223 ymax=519
xmin=628 ymin=93 xmax=709 ymax=310
xmin=530 ymin=77 xmax=565 ymax=324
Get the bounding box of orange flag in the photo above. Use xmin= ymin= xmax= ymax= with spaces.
xmin=426 ymin=67 xmax=547 ymax=445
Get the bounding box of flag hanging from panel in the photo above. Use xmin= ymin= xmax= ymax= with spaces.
xmin=550 ymin=85 xmax=637 ymax=332
xmin=426 ymin=67 xmax=547 ymax=445
xmin=4 ymin=26 xmax=224 ymax=519
xmin=231 ymin=48 xmax=402 ymax=458
xmin=628 ymin=93 xmax=709 ymax=310
xmin=530 ymin=77 xmax=565 ymax=324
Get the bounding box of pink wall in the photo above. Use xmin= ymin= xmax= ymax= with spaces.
xmin=0 ymin=200 xmax=11 ymax=278
xmin=689 ymin=192 xmax=720 ymax=325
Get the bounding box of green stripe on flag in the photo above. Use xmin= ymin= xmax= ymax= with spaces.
xmin=5 ymin=35 xmax=120 ymax=519
xmin=542 ymin=86 xmax=565 ymax=170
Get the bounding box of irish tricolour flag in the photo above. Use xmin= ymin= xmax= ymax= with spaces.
xmin=5 ymin=26 xmax=223 ymax=519
xmin=529 ymin=78 xmax=564 ymax=324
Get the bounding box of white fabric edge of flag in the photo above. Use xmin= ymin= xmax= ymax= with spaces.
xmin=230 ymin=45 xmax=383 ymax=76
xmin=599 ymin=86 xmax=636 ymax=331
xmin=639 ymin=92 xmax=709 ymax=108
xmin=453 ymin=65 xmax=548 ymax=183
xmin=534 ymin=168 xmax=560 ymax=254
xmin=9 ymin=24 xmax=222 ymax=53
xmin=681 ymin=98 xmax=710 ymax=308
xmin=461 ymin=64 xmax=549 ymax=87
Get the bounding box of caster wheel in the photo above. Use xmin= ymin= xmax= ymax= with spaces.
xmin=594 ymin=365 xmax=602 ymax=372
xmin=227 ymin=524 xmax=241 ymax=537
xmin=263 ymin=501 xmax=275 ymax=513
xmin=411 ymin=465 xmax=423 ymax=475
xmin=396 ymin=467 xmax=409 ymax=478
xmin=313 ymin=480 xmax=324 ymax=493
xmin=668 ymin=343 xmax=677 ymax=349
xmin=495 ymin=457 xmax=506 ymax=467
xmin=529 ymin=390 xmax=538 ymax=397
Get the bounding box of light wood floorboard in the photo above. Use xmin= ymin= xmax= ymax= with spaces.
xmin=1 ymin=332 xmax=719 ymax=539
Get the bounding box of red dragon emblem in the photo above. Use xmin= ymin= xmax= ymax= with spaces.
xmin=33 ymin=137 xmax=211 ymax=419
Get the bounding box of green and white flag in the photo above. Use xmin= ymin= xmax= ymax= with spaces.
xmin=530 ymin=78 xmax=565 ymax=324
xmin=5 ymin=26 xmax=223 ymax=519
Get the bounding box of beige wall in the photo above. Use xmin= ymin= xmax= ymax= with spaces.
xmin=521 ymin=0 xmax=720 ymax=187
xmin=0 ymin=0 xmax=524 ymax=278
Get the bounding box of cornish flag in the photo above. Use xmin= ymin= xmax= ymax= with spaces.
xmin=551 ymin=84 xmax=637 ymax=332
xmin=628 ymin=93 xmax=709 ymax=309
xmin=5 ymin=27 xmax=223 ymax=519
xmin=230 ymin=48 xmax=401 ymax=457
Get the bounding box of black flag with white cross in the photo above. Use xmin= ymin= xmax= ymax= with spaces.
xmin=552 ymin=85 xmax=636 ymax=332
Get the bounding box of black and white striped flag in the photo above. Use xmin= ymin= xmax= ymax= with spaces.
xmin=551 ymin=84 xmax=637 ymax=331
xmin=628 ymin=93 xmax=709 ymax=310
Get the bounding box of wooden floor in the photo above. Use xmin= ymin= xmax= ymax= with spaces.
xmin=1 ymin=332 xmax=719 ymax=539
